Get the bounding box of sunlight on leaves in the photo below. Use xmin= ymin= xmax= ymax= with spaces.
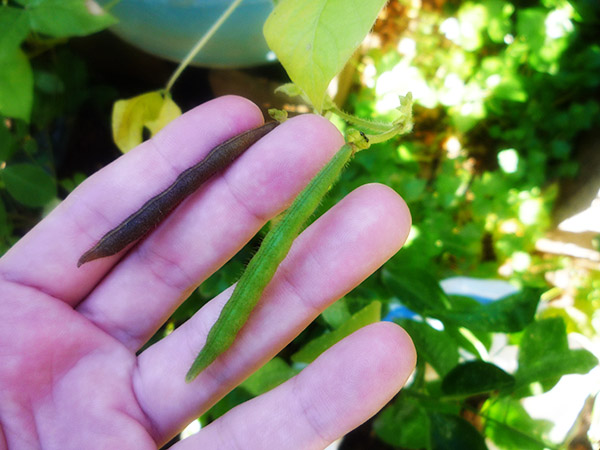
xmin=433 ymin=288 xmax=542 ymax=333
xmin=515 ymin=318 xmax=598 ymax=393
xmin=498 ymin=148 xmax=519 ymax=174
xmin=484 ymin=396 xmax=553 ymax=450
xmin=264 ymin=0 xmax=387 ymax=112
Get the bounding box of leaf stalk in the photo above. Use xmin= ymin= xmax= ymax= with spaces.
xmin=165 ymin=0 xmax=243 ymax=93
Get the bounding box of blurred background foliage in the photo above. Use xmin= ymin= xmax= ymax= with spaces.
xmin=1 ymin=0 xmax=600 ymax=448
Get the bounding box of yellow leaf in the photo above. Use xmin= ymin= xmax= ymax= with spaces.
xmin=111 ymin=91 xmax=182 ymax=153
xmin=146 ymin=95 xmax=182 ymax=137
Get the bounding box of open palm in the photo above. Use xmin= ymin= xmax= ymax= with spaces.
xmin=0 ymin=96 xmax=415 ymax=450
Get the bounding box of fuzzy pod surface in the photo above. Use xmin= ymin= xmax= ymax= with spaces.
xmin=186 ymin=143 xmax=354 ymax=381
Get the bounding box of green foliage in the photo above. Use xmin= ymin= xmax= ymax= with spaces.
xmin=200 ymin=386 xmax=253 ymax=423
xmin=397 ymin=319 xmax=458 ymax=377
xmin=0 ymin=48 xmax=33 ymax=121
xmin=430 ymin=413 xmax=489 ymax=450
xmin=374 ymin=277 xmax=595 ymax=447
xmin=0 ymin=1 xmax=115 ymax=255
xmin=201 ymin=357 xmax=298 ymax=424
xmin=1 ymin=163 xmax=56 ymax=207
xmin=515 ymin=318 xmax=598 ymax=393
xmin=0 ymin=8 xmax=32 ymax=121
xmin=333 ymin=2 xmax=600 ymax=443
xmin=14 ymin=0 xmax=116 ymax=38
xmin=483 ymin=397 xmax=554 ymax=450
xmin=0 ymin=1 xmax=115 ymax=121
xmin=320 ymin=297 xmax=352 ymax=329
xmin=441 ymin=361 xmax=515 ymax=396
xmin=291 ymin=301 xmax=381 ymax=364
xmin=374 ymin=394 xmax=432 ymax=449
xmin=361 ymin=270 xmax=596 ymax=450
xmin=433 ymin=288 xmax=542 ymax=333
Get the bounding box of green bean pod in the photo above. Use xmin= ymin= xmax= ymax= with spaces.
xmin=186 ymin=143 xmax=354 ymax=381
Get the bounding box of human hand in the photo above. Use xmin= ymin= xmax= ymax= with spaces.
xmin=0 ymin=96 xmax=415 ymax=450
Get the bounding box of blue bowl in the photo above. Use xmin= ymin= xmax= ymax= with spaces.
xmin=98 ymin=0 xmax=275 ymax=67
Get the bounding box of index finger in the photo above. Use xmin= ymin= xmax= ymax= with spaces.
xmin=0 ymin=96 xmax=264 ymax=306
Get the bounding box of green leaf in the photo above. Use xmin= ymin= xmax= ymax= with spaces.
xmin=34 ymin=70 xmax=65 ymax=95
xmin=0 ymin=202 xmax=10 ymax=256
xmin=400 ymin=177 xmax=427 ymax=203
xmin=0 ymin=198 xmax=8 ymax=238
xmin=516 ymin=8 xmax=546 ymax=53
xmin=432 ymin=288 xmax=541 ymax=333
xmin=515 ymin=318 xmax=599 ymax=392
xmin=398 ymin=319 xmax=459 ymax=377
xmin=321 ymin=298 xmax=351 ymax=329
xmin=0 ymin=7 xmax=30 ymax=56
xmin=444 ymin=296 xmax=494 ymax=352
xmin=112 ymin=91 xmax=182 ymax=153
xmin=291 ymin=301 xmax=381 ymax=364
xmin=493 ymin=72 xmax=527 ymax=103
xmin=456 ymin=3 xmax=488 ymax=52
xmin=240 ymin=358 xmax=297 ymax=396
xmin=430 ymin=413 xmax=488 ymax=450
xmin=0 ymin=49 xmax=33 ymax=121
xmin=202 ymin=387 xmax=253 ymax=422
xmin=484 ymin=397 xmax=553 ymax=450
xmin=1 ymin=163 xmax=56 ymax=207
xmin=59 ymin=172 xmax=87 ymax=193
xmin=0 ymin=118 xmax=16 ymax=161
xmin=518 ymin=317 xmax=567 ymax=368
xmin=263 ymin=0 xmax=387 ymax=112
xmin=274 ymin=82 xmax=305 ymax=99
xmin=382 ymin=266 xmax=451 ymax=314
xmin=418 ymin=394 xmax=462 ymax=417
xmin=17 ymin=0 xmax=117 ymax=38
xmin=444 ymin=323 xmax=491 ymax=361
xmin=442 ymin=361 xmax=515 ymax=397
xmin=483 ymin=0 xmax=513 ymax=44
xmin=374 ymin=394 xmax=431 ymax=449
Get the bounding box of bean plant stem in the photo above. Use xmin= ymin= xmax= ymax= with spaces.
xmin=165 ymin=0 xmax=244 ymax=93
xmin=326 ymin=103 xmax=391 ymax=132
xmin=363 ymin=122 xmax=412 ymax=146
